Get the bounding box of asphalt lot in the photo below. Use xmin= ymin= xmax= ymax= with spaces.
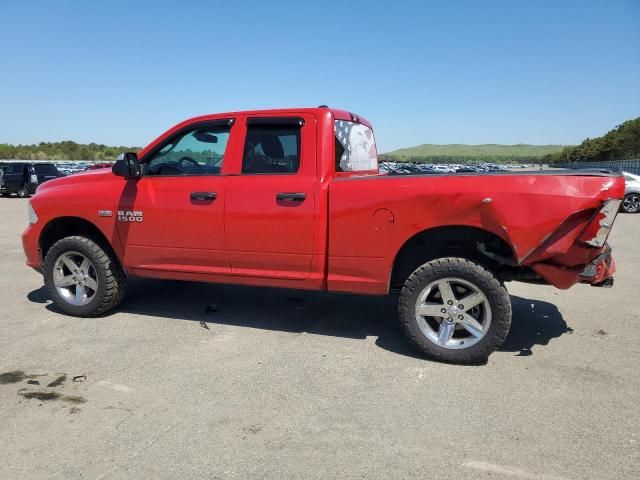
xmin=1 ymin=197 xmax=639 ymax=480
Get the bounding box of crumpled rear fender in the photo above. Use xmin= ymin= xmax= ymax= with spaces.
xmin=480 ymin=176 xmax=624 ymax=289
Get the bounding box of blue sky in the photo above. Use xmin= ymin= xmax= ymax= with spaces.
xmin=0 ymin=0 xmax=638 ymax=152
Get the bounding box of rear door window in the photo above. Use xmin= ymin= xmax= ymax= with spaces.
xmin=335 ymin=120 xmax=378 ymax=172
xmin=242 ymin=122 xmax=301 ymax=174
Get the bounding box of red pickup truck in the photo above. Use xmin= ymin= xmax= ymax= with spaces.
xmin=22 ymin=107 xmax=624 ymax=363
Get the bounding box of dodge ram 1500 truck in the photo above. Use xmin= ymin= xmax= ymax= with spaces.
xmin=22 ymin=107 xmax=624 ymax=363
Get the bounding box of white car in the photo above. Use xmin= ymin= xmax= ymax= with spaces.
xmin=432 ymin=164 xmax=456 ymax=173
xmin=621 ymin=171 xmax=640 ymax=213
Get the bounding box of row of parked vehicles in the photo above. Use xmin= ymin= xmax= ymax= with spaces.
xmin=0 ymin=161 xmax=113 ymax=197
xmin=379 ymin=161 xmax=533 ymax=174
xmin=54 ymin=161 xmax=113 ymax=176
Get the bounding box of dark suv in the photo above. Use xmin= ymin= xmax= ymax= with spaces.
xmin=0 ymin=162 xmax=64 ymax=198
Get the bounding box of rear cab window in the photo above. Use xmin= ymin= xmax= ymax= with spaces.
xmin=334 ymin=119 xmax=378 ymax=173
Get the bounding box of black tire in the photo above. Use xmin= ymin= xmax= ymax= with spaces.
xmin=17 ymin=185 xmax=30 ymax=198
xmin=620 ymin=193 xmax=640 ymax=214
xmin=1 ymin=193 xmax=10 ymax=197
xmin=43 ymin=236 xmax=127 ymax=316
xmin=398 ymin=257 xmax=511 ymax=364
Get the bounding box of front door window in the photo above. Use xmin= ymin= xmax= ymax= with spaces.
xmin=146 ymin=126 xmax=230 ymax=176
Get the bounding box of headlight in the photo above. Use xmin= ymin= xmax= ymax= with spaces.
xmin=27 ymin=201 xmax=38 ymax=225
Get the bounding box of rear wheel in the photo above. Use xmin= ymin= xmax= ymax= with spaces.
xmin=621 ymin=193 xmax=640 ymax=213
xmin=398 ymin=257 xmax=511 ymax=363
xmin=43 ymin=236 xmax=126 ymax=316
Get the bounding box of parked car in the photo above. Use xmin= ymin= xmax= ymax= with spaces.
xmin=453 ymin=166 xmax=482 ymax=173
xmin=0 ymin=162 xmax=63 ymax=197
xmin=22 ymin=107 xmax=625 ymax=363
xmin=85 ymin=163 xmax=114 ymax=171
xmin=621 ymin=171 xmax=640 ymax=213
xmin=432 ymin=164 xmax=456 ymax=173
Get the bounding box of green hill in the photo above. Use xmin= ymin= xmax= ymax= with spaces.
xmin=383 ymin=144 xmax=565 ymax=163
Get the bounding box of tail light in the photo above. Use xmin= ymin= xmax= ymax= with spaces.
xmin=578 ymin=199 xmax=622 ymax=247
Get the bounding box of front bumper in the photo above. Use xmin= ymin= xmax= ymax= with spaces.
xmin=22 ymin=223 xmax=43 ymax=272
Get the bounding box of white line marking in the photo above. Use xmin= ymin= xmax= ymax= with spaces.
xmin=95 ymin=380 xmax=134 ymax=393
xmin=463 ymin=461 xmax=570 ymax=480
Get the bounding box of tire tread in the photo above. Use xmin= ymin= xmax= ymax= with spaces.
xmin=43 ymin=235 xmax=126 ymax=317
xmin=398 ymin=257 xmax=511 ymax=363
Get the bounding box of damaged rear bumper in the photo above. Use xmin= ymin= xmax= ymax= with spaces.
xmin=518 ymin=199 xmax=621 ymax=290
xmin=530 ymin=244 xmax=615 ymax=289
xmin=579 ymin=246 xmax=615 ymax=286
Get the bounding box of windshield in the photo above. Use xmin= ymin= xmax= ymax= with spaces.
xmin=623 ymin=172 xmax=640 ymax=182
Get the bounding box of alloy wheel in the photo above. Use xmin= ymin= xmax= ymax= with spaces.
xmin=415 ymin=277 xmax=492 ymax=349
xmin=623 ymin=194 xmax=640 ymax=213
xmin=53 ymin=251 xmax=99 ymax=306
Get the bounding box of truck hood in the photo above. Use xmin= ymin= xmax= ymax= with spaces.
xmin=35 ymin=168 xmax=113 ymax=194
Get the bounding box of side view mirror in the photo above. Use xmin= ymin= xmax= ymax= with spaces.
xmin=112 ymin=152 xmax=142 ymax=178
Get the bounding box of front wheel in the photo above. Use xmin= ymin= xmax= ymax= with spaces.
xmin=43 ymin=236 xmax=126 ymax=316
xmin=17 ymin=185 xmax=30 ymax=198
xmin=398 ymin=257 xmax=511 ymax=363
xmin=621 ymin=193 xmax=640 ymax=213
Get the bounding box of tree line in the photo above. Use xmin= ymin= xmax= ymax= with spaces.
xmin=0 ymin=141 xmax=140 ymax=161
xmin=543 ymin=117 xmax=640 ymax=164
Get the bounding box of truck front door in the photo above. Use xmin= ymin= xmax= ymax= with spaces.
xmin=116 ymin=119 xmax=236 ymax=275
xmin=224 ymin=115 xmax=317 ymax=279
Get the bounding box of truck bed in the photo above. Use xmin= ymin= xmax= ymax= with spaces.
xmin=326 ymin=171 xmax=623 ymax=293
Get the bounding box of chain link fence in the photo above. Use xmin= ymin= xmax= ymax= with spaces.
xmin=554 ymin=160 xmax=640 ymax=175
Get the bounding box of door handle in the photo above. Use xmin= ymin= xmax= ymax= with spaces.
xmin=190 ymin=191 xmax=217 ymax=201
xmin=276 ymin=192 xmax=306 ymax=202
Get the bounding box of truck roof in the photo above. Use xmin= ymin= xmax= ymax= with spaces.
xmin=174 ymin=107 xmax=373 ymax=129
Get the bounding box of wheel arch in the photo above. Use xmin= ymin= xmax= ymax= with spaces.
xmin=389 ymin=225 xmax=517 ymax=290
xmin=40 ymin=216 xmax=123 ymax=269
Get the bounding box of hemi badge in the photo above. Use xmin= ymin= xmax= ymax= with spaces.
xmin=98 ymin=210 xmax=113 ymax=217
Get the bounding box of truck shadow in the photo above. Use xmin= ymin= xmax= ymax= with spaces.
xmin=28 ymin=280 xmax=570 ymax=361
xmin=500 ymin=295 xmax=573 ymax=356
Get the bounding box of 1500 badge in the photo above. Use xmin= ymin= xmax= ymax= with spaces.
xmin=118 ymin=210 xmax=143 ymax=222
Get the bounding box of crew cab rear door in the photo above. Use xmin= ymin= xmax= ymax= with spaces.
xmin=116 ymin=119 xmax=237 ymax=275
xmin=224 ymin=114 xmax=316 ymax=279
